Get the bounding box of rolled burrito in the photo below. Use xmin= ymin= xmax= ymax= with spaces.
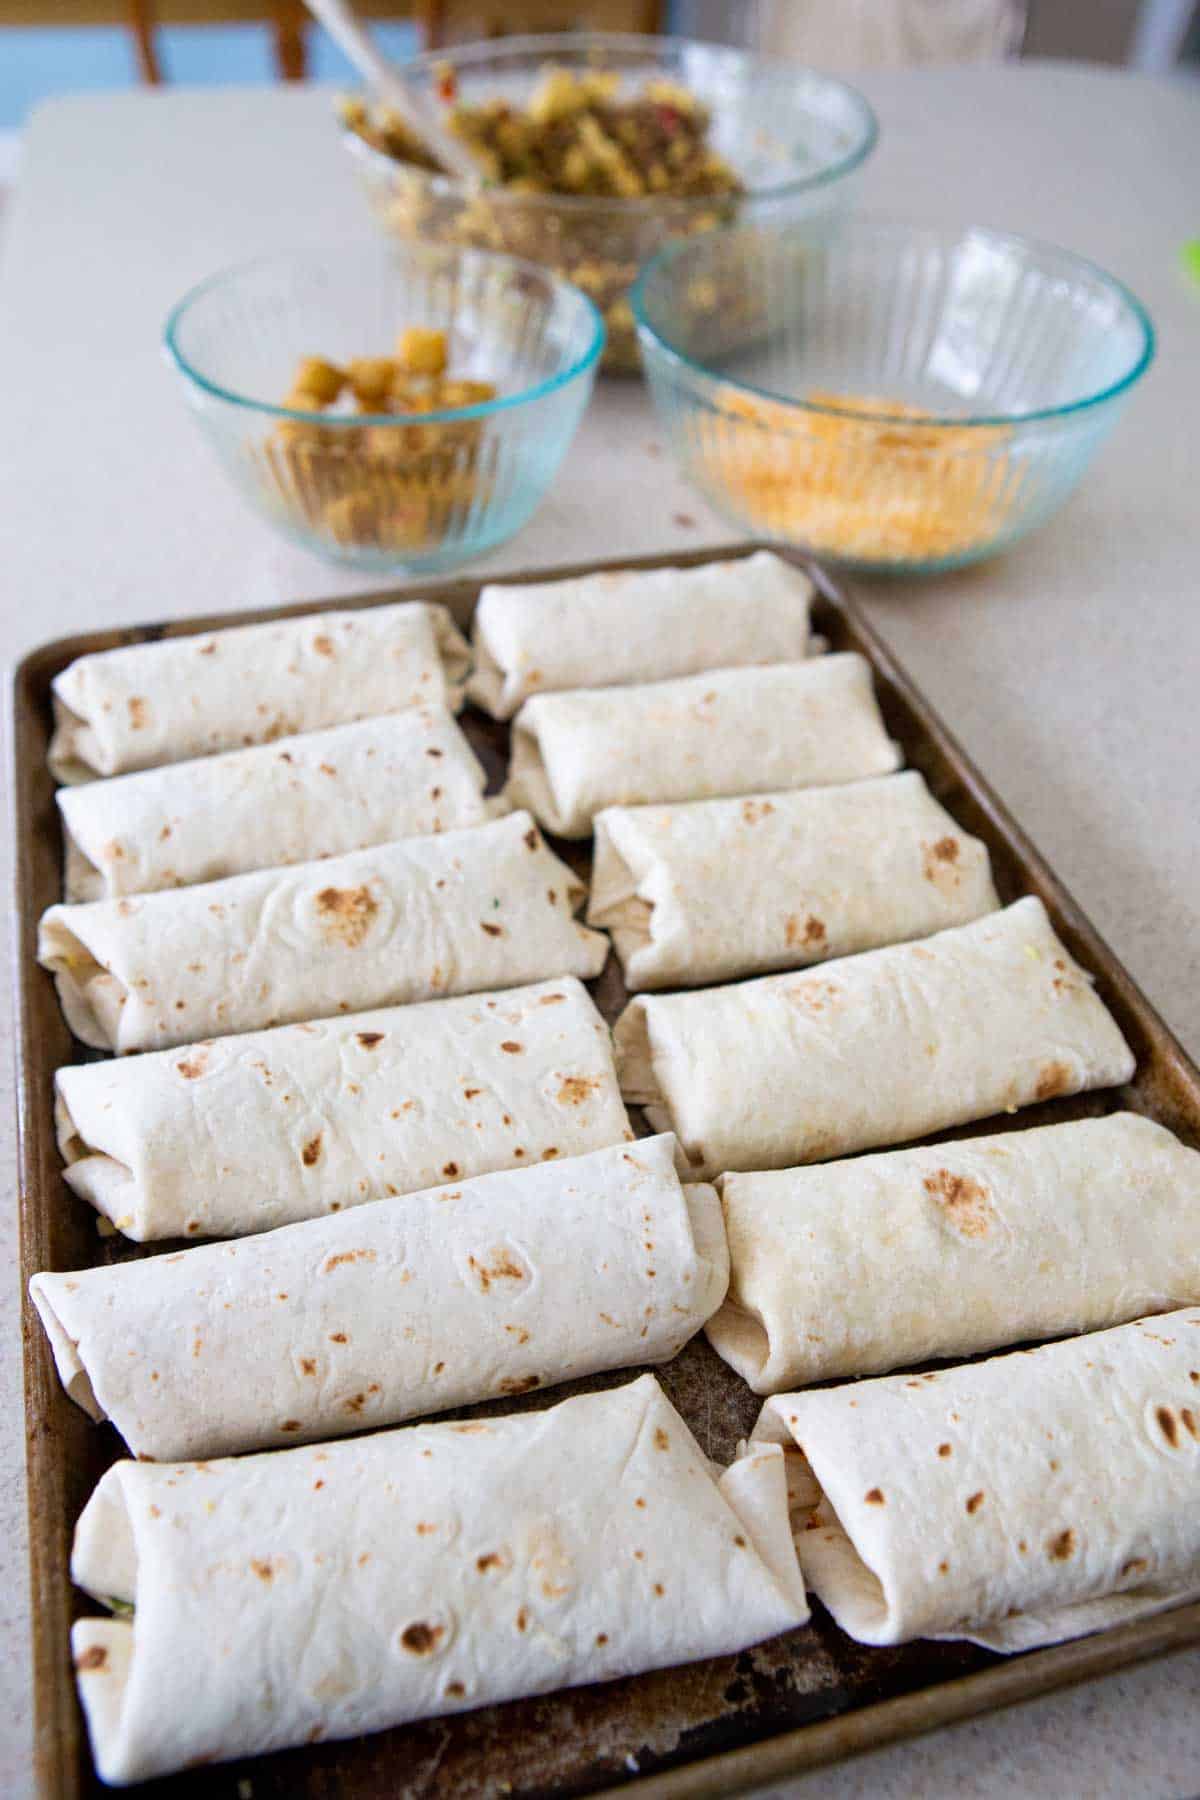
xmin=56 ymin=977 xmax=630 ymax=1241
xmin=504 ymin=656 xmax=901 ymax=839
xmin=32 ymin=1134 xmax=727 ymax=1458
xmin=707 ymin=1114 xmax=1200 ymax=1392
xmin=57 ymin=709 xmax=495 ymax=901
xmin=69 ymin=1375 xmax=808 ymax=1786
xmin=754 ymin=1309 xmax=1200 ymax=1652
xmin=589 ymin=771 xmax=999 ymax=990
xmin=48 ymin=601 xmax=469 ymax=783
xmin=614 ymin=897 xmax=1134 ymax=1179
xmin=468 ymin=550 xmax=814 ymax=720
xmin=39 ymin=810 xmax=608 ymax=1054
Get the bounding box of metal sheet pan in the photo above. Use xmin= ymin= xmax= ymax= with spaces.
xmin=13 ymin=543 xmax=1200 ymax=1799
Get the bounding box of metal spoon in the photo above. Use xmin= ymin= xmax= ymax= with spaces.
xmin=304 ymin=0 xmax=483 ymax=185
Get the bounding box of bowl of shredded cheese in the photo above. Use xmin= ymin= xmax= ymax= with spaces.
xmin=632 ymin=218 xmax=1154 ymax=572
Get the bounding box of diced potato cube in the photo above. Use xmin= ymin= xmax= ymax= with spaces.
xmin=347 ymin=357 xmax=398 ymax=405
xmin=291 ymin=358 xmax=344 ymax=405
xmin=436 ymin=378 xmax=497 ymax=408
xmin=396 ymin=326 xmax=448 ymax=377
xmin=528 ymin=67 xmax=584 ymax=125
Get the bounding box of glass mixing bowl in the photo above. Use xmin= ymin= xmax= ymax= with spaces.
xmin=341 ymin=32 xmax=877 ymax=374
xmin=164 ymin=242 xmax=603 ymax=573
xmin=633 ymin=218 xmax=1155 ymax=573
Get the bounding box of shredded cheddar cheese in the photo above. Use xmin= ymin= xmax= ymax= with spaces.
xmin=713 ymin=388 xmax=1017 ymax=565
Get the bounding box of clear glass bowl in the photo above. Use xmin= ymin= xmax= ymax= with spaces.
xmin=633 ymin=219 xmax=1155 ymax=573
xmin=164 ymin=243 xmax=603 ymax=573
xmin=341 ymin=32 xmax=877 ymax=375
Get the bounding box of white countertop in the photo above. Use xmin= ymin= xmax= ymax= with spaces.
xmin=2 ymin=59 xmax=1199 ymax=1799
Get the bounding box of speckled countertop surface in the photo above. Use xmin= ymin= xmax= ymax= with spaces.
xmin=1 ymin=60 xmax=1199 ymax=1799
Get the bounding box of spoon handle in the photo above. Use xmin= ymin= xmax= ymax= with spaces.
xmin=305 ymin=0 xmax=481 ymax=185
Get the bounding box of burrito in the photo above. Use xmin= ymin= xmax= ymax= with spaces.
xmin=32 ymin=1134 xmax=729 ymax=1460
xmin=468 ymin=550 xmax=814 ymax=720
xmin=39 ymin=810 xmax=608 ymax=1054
xmin=614 ymin=897 xmax=1135 ymax=1179
xmin=589 ymin=771 xmax=999 ymax=990
xmin=48 ymin=601 xmax=469 ymax=783
xmin=707 ymin=1114 xmax=1200 ymax=1392
xmin=754 ymin=1309 xmax=1200 ymax=1652
xmin=58 ymin=709 xmax=495 ymax=901
xmin=69 ymin=1375 xmax=809 ymax=1785
xmin=54 ymin=977 xmax=631 ymax=1241
xmin=504 ymin=656 xmax=901 ymax=838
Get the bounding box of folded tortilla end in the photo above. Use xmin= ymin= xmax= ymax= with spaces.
xmin=612 ymin=1001 xmax=657 ymax=1104
xmin=704 ymin=1298 xmax=774 ymax=1393
xmin=38 ymin=910 xmax=127 ymax=1050
xmin=464 ymin=642 xmax=510 ymax=719
xmin=72 ymin=1618 xmax=137 ymax=1787
xmin=61 ymin=1155 xmax=144 ymax=1238
xmin=429 ymin=604 xmax=471 ymax=710
xmin=682 ymin=1181 xmax=731 ymax=1318
xmin=502 ymin=714 xmax=573 ymax=836
xmin=717 ymin=1442 xmax=810 ymax=1621
xmin=28 ymin=1274 xmax=105 ymax=1423
xmin=58 ymin=815 xmax=106 ymax=903
xmin=48 ymin=684 xmax=109 ymax=785
xmin=588 ymin=817 xmax=658 ymax=981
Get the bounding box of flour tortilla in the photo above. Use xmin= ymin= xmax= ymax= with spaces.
xmin=614 ymin=897 xmax=1135 ymax=1179
xmin=48 ymin=601 xmax=469 ymax=783
xmin=69 ymin=1375 xmax=807 ymax=1785
xmin=57 ymin=709 xmax=496 ymax=901
xmin=589 ymin=771 xmax=999 ymax=990
xmin=55 ymin=977 xmax=630 ymax=1241
xmin=754 ymin=1309 xmax=1200 ymax=1652
xmin=32 ymin=1134 xmax=728 ymax=1459
xmin=468 ymin=551 xmax=815 ymax=720
xmin=504 ymin=656 xmax=900 ymax=838
xmin=708 ymin=1114 xmax=1200 ymax=1392
xmin=39 ymin=810 xmax=608 ymax=1053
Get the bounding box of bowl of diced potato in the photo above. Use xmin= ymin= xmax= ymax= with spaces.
xmin=339 ymin=32 xmax=878 ymax=375
xmin=164 ymin=241 xmax=603 ymax=571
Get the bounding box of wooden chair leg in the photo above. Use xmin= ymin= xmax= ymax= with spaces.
xmin=417 ymin=0 xmax=447 ymax=50
xmin=127 ymin=0 xmax=162 ymax=84
xmin=273 ymin=0 xmax=308 ymax=80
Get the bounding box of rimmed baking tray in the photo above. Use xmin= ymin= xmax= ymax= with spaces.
xmin=13 ymin=543 xmax=1200 ymax=1798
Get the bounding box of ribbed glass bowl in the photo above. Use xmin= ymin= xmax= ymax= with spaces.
xmin=164 ymin=243 xmax=603 ymax=572
xmin=633 ymin=219 xmax=1155 ymax=573
xmin=341 ymin=32 xmax=877 ymax=374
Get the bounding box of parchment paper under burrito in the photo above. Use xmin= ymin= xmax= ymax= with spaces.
xmin=468 ymin=550 xmax=814 ymax=719
xmin=58 ymin=709 xmax=495 ymax=901
xmin=39 ymin=811 xmax=607 ymax=1053
xmin=589 ymin=771 xmax=999 ymax=990
xmin=503 ymin=656 xmax=901 ymax=838
xmin=614 ymin=897 xmax=1135 ymax=1179
xmin=55 ymin=977 xmax=630 ymax=1241
xmin=32 ymin=1134 xmax=728 ymax=1460
xmin=707 ymin=1114 xmax=1200 ymax=1392
xmin=69 ymin=1374 xmax=808 ymax=1785
xmin=754 ymin=1310 xmax=1200 ymax=1652
xmin=48 ymin=601 xmax=469 ymax=783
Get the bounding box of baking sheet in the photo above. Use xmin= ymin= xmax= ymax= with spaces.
xmin=13 ymin=543 xmax=1200 ymax=1799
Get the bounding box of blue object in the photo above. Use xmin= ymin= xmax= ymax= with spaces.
xmin=164 ymin=242 xmax=604 ymax=573
xmin=0 ymin=23 xmax=419 ymax=130
xmin=632 ymin=217 xmax=1156 ymax=574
